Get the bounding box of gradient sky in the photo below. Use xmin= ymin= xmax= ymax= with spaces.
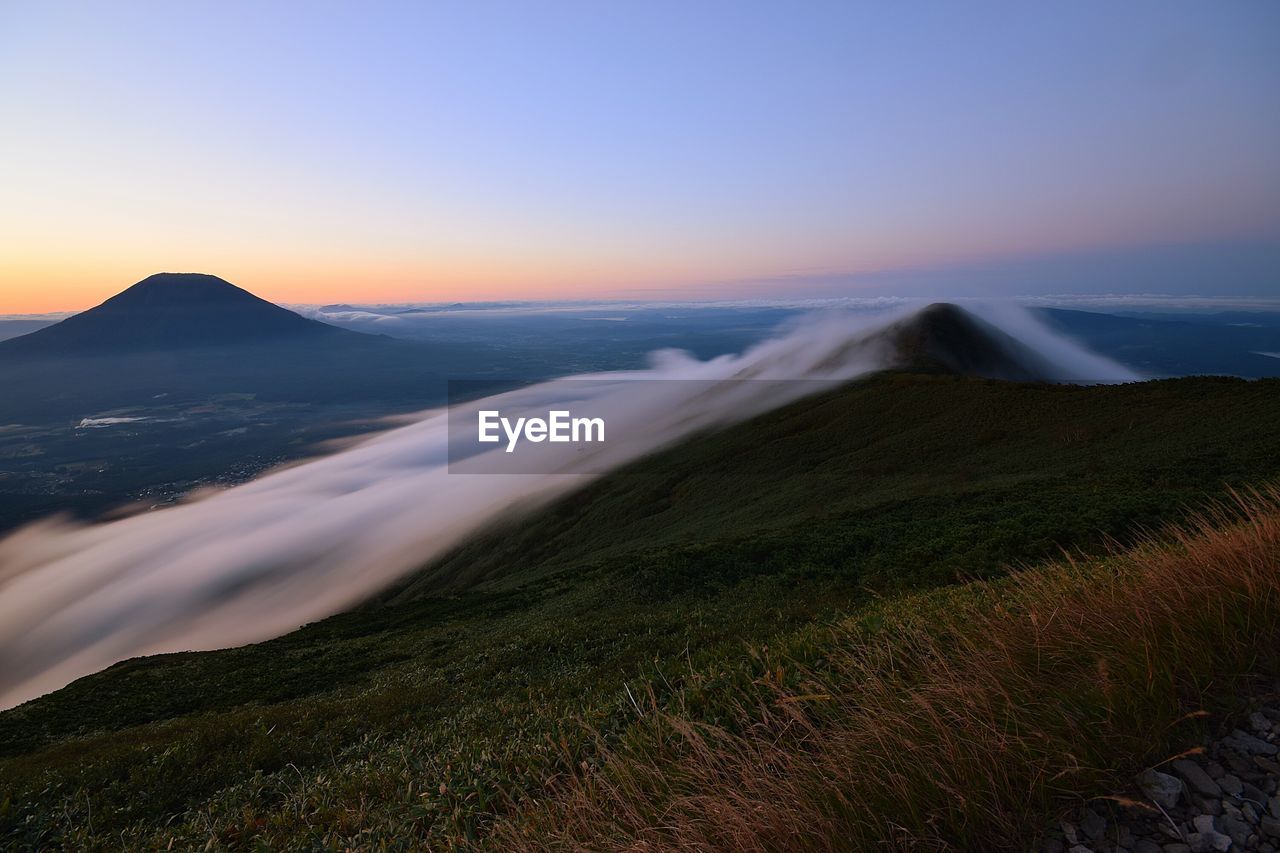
xmin=1 ymin=1 xmax=1278 ymax=312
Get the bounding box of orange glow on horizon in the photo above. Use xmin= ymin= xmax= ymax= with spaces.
xmin=0 ymin=259 xmax=777 ymax=313
xmin=0 ymin=264 xmax=752 ymax=314
xmin=0 ymin=229 xmax=1220 ymax=314
xmin=2 ymin=215 xmax=1275 ymax=314
xmin=0 ymin=245 xmax=894 ymax=313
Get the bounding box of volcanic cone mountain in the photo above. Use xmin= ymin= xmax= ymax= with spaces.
xmin=0 ymin=273 xmax=349 ymax=356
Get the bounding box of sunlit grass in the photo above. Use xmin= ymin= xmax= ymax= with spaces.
xmin=499 ymin=488 xmax=1280 ymax=850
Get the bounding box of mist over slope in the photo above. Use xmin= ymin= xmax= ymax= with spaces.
xmin=0 ymin=303 xmax=1134 ymax=709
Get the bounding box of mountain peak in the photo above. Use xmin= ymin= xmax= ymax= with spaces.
xmin=98 ymin=273 xmax=275 ymax=311
xmin=0 ymin=273 xmax=348 ymax=356
xmin=886 ymin=302 xmax=1056 ymax=380
xmin=811 ymin=303 xmax=1058 ymax=381
xmin=134 ymin=272 xmax=238 ymax=287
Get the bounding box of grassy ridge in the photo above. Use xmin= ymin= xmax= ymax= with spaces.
xmin=399 ymin=374 xmax=1280 ymax=597
xmin=1 ymin=375 xmax=1279 ymax=849
xmin=499 ymin=490 xmax=1280 ymax=850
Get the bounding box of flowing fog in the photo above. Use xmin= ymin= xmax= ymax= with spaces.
xmin=0 ymin=304 xmax=1137 ymax=709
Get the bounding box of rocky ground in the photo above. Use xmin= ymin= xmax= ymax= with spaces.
xmin=1042 ymin=686 xmax=1280 ymax=853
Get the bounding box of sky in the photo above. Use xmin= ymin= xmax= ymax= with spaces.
xmin=1 ymin=1 xmax=1278 ymax=312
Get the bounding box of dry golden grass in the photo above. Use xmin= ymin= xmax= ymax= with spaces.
xmin=492 ymin=487 xmax=1280 ymax=851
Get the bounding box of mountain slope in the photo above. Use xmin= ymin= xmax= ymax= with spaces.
xmin=3 ymin=374 xmax=1280 ymax=849
xmin=0 ymin=318 xmax=58 ymax=343
xmin=0 ymin=273 xmax=350 ymax=356
xmin=391 ymin=372 xmax=1278 ymax=599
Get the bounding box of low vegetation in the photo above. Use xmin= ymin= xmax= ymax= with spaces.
xmin=500 ymin=488 xmax=1280 ymax=849
xmin=1 ymin=375 xmax=1279 ymax=849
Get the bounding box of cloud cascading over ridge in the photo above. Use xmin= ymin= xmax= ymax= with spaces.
xmin=0 ymin=304 xmax=1137 ymax=709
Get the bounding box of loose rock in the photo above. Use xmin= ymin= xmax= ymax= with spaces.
xmin=1175 ymin=760 xmax=1224 ymax=798
xmin=1140 ymin=769 xmax=1185 ymax=810
xmin=1044 ymin=690 xmax=1280 ymax=852
xmin=1228 ymin=730 xmax=1280 ymax=757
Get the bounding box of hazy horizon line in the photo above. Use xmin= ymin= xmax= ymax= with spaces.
xmin=6 ymin=293 xmax=1280 ymax=326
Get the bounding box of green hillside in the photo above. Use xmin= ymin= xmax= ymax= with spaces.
xmin=399 ymin=372 xmax=1280 ymax=597
xmin=3 ymin=374 xmax=1280 ymax=849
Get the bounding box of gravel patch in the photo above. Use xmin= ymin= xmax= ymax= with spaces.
xmin=1042 ymin=687 xmax=1280 ymax=853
